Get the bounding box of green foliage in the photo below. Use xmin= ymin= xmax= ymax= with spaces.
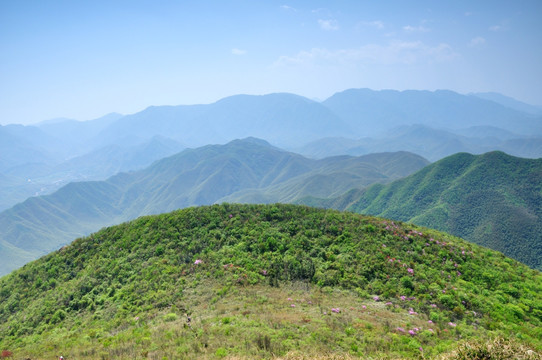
xmin=0 ymin=203 xmax=541 ymax=359
xmin=336 ymin=151 xmax=542 ymax=271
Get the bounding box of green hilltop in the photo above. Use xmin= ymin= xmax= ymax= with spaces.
xmin=1 ymin=204 xmax=540 ymax=359
xmin=302 ymin=151 xmax=542 ymax=271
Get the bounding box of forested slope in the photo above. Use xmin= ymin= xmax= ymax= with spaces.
xmin=341 ymin=151 xmax=542 ymax=270
xmin=1 ymin=204 xmax=540 ymax=359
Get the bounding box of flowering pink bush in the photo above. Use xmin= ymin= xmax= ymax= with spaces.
xmin=194 ymin=259 xmax=202 ymax=265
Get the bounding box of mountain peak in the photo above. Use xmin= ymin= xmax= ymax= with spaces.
xmin=229 ymin=137 xmax=275 ymax=148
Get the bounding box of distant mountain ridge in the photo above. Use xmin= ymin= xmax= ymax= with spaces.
xmin=301 ymin=151 xmax=542 ymax=270
xmin=0 ymin=138 xmax=428 ymax=276
xmin=294 ymin=124 xmax=542 ymax=161
xmin=94 ymin=93 xmax=351 ymax=148
xmin=323 ymin=88 xmax=542 ymax=136
xmin=2 ymin=88 xmax=541 ymax=210
xmin=0 ymin=135 xmax=185 ymax=211
xmin=470 ymin=92 xmax=542 ymax=115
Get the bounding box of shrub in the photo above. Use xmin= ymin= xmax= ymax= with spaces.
xmin=163 ymin=313 xmax=178 ymax=322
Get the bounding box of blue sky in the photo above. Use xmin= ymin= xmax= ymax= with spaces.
xmin=1 ymin=0 xmax=541 ymax=125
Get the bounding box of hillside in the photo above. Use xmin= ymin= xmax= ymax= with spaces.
xmin=0 ymin=204 xmax=540 ymax=359
xmin=307 ymin=151 xmax=542 ymax=270
xmin=218 ymin=151 xmax=428 ymax=204
xmin=0 ymin=138 xmax=428 ymax=276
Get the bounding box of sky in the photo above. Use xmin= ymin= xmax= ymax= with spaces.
xmin=1 ymin=0 xmax=541 ymax=125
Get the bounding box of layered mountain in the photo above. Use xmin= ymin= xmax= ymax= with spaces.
xmin=322 ymin=88 xmax=542 ymax=137
xmin=0 ymin=124 xmax=58 ymax=173
xmin=0 ymin=204 xmax=540 ymax=359
xmin=470 ymin=92 xmax=542 ymax=115
xmin=0 ymin=138 xmax=428 ymax=276
xmin=294 ymin=124 xmax=542 ymax=161
xmin=219 ymin=151 xmax=428 ymax=204
xmin=3 ymin=89 xmax=541 ymax=211
xmin=93 ymin=93 xmax=351 ymax=148
xmin=302 ymin=151 xmax=542 ymax=270
xmin=36 ymin=112 xmax=123 ymax=155
xmin=0 ymin=136 xmax=184 ymax=211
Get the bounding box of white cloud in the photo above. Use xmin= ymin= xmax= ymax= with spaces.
xmin=280 ymin=5 xmax=295 ymax=11
xmin=358 ymin=20 xmax=384 ymax=30
xmin=318 ymin=19 xmax=339 ymax=31
xmin=403 ymin=25 xmax=430 ymax=33
xmin=273 ymin=41 xmax=457 ymax=68
xmin=231 ymin=48 xmax=247 ymax=55
xmin=469 ymin=37 xmax=486 ymax=47
xmin=489 ymin=25 xmax=502 ymax=32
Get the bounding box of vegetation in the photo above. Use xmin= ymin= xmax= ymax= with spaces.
xmin=0 ymin=203 xmax=540 ymax=359
xmin=0 ymin=138 xmax=427 ymax=276
xmin=304 ymin=151 xmax=542 ymax=270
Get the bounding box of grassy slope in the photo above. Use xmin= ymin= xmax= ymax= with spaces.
xmin=304 ymin=151 xmax=542 ymax=270
xmin=0 ymin=204 xmax=540 ymax=359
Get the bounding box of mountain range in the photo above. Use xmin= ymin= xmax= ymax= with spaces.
xmin=2 ymin=88 xmax=541 ymax=211
xmin=293 ymin=124 xmax=542 ymax=161
xmin=301 ymin=151 xmax=542 ymax=271
xmin=0 ymin=138 xmax=428 ymax=276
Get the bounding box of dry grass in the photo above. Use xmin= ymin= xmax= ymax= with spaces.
xmin=435 ymin=337 xmax=542 ymax=360
xmin=224 ymin=352 xmax=375 ymax=360
xmin=7 ymin=281 xmax=541 ymax=360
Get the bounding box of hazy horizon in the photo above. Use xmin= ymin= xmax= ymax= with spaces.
xmin=2 ymin=0 xmax=541 ymax=125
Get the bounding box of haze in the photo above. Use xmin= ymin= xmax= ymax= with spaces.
xmin=1 ymin=0 xmax=541 ymax=125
